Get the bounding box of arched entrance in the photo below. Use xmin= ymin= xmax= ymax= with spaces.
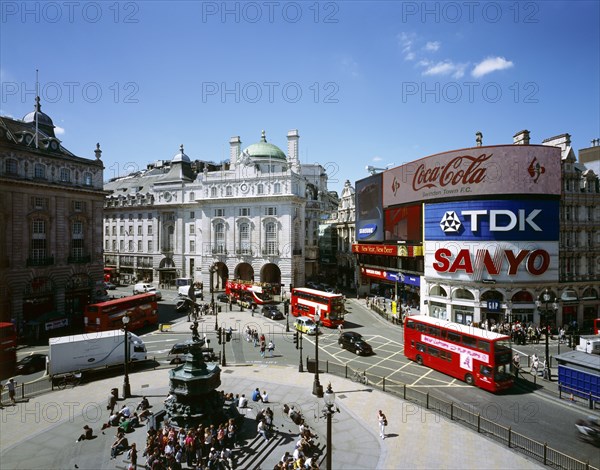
xmin=260 ymin=263 xmax=281 ymax=293
xmin=159 ymin=257 xmax=177 ymax=288
xmin=235 ymin=263 xmax=254 ymax=281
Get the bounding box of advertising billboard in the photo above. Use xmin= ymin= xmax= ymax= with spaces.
xmin=356 ymin=173 xmax=384 ymax=242
xmin=424 ymin=240 xmax=559 ymax=283
xmin=383 ymin=145 xmax=561 ymax=207
xmin=424 ymin=199 xmax=559 ymax=241
xmin=384 ymin=204 xmax=422 ymax=243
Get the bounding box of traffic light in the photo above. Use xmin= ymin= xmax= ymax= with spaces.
xmin=284 ymin=301 xmax=289 ymax=315
xmin=226 ymin=329 xmax=232 ymax=342
xmin=217 ymin=327 xmax=222 ymax=344
xmin=293 ymin=332 xmax=299 ymax=349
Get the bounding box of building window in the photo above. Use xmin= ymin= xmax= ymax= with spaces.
xmin=137 ymin=225 xmax=142 ymax=235
xmin=215 ymin=208 xmax=224 ymax=217
xmin=120 ymin=240 xmax=124 ymax=251
xmin=147 ymin=212 xmax=152 ymax=220
xmin=112 ymin=240 xmax=116 ymax=251
xmin=112 ymin=226 xmax=116 ymax=236
xmin=120 ymin=226 xmax=125 ymax=236
xmin=226 ymin=186 xmax=233 ymax=196
xmin=265 ymin=222 xmax=277 ymax=255
xmin=274 ymin=182 xmax=281 ymax=194
xmin=257 ymin=184 xmax=264 ymax=195
xmin=189 ymin=225 xmax=195 ymax=235
xmin=72 ymin=221 xmax=84 ymax=258
xmin=105 ymin=240 xmax=109 ymax=250
xmin=239 ymin=222 xmax=250 ymax=254
xmin=105 ymin=226 xmax=109 ymax=236
xmin=31 ymin=218 xmax=47 ymax=261
xmin=128 ymin=240 xmax=133 ymax=252
xmin=265 ymin=207 xmax=277 ymax=216
xmin=239 ymin=207 xmax=250 ymax=216
xmin=137 ymin=240 xmax=142 ymax=252
xmin=60 ymin=168 xmax=71 ymax=182
xmin=211 ymin=187 xmax=217 ymax=198
xmin=34 ymin=163 xmax=46 ymax=179
xmin=190 ymin=240 xmax=196 ymax=253
xmin=215 ymin=222 xmax=225 ymax=253
xmin=6 ymin=158 xmax=17 ymax=175
xmin=148 ymin=240 xmax=153 ymax=252
xmin=189 ymin=192 xmax=195 ymax=202
xmin=34 ymin=197 xmax=46 ymax=210
xmin=83 ymin=172 xmax=93 ymax=186
xmin=147 ymin=225 xmax=153 ymax=235
xmin=190 ymin=211 xmax=195 ymax=219
xmin=73 ymin=201 xmax=85 ymax=212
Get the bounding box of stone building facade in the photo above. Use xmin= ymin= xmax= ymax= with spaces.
xmin=0 ymin=98 xmax=105 ymax=337
xmin=103 ymin=130 xmax=337 ymax=293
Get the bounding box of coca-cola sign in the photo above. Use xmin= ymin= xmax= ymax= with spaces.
xmin=384 ymin=145 xmax=560 ymax=207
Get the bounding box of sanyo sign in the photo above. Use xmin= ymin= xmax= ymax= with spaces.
xmin=424 ymin=199 xmax=559 ymax=241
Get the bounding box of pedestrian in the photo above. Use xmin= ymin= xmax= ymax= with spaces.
xmin=512 ymin=352 xmax=521 ymax=377
xmin=530 ymin=353 xmax=540 ymax=376
xmin=267 ymin=340 xmax=274 ymax=357
xmin=127 ymin=442 xmax=137 ymax=469
xmin=260 ymin=341 xmax=266 ymax=358
xmin=7 ymin=378 xmax=16 ymax=404
xmin=377 ymin=409 xmax=388 ymax=439
xmin=338 ymin=323 xmax=343 ymax=337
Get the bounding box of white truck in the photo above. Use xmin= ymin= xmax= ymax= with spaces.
xmin=47 ymin=330 xmax=147 ymax=376
xmin=575 ymin=335 xmax=600 ymax=355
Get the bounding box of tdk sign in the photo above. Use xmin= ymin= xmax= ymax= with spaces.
xmin=358 ymin=223 xmax=378 ymax=240
xmin=426 ymin=200 xmax=559 ymax=241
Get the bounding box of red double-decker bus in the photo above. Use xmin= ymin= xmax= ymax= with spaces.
xmin=290 ymin=288 xmax=345 ymax=328
xmin=84 ymin=293 xmax=158 ymax=333
xmin=0 ymin=322 xmax=17 ymax=379
xmin=225 ymin=280 xmax=274 ymax=305
xmin=404 ymin=315 xmax=514 ymax=392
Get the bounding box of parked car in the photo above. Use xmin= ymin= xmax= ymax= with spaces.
xmin=104 ymin=282 xmax=117 ymax=290
xmin=133 ymin=283 xmax=162 ymax=300
xmin=294 ymin=316 xmax=318 ymax=335
xmin=216 ymin=293 xmax=230 ymax=303
xmin=338 ymin=331 xmax=373 ymax=356
xmin=15 ymin=353 xmax=47 ymax=375
xmin=262 ymin=305 xmax=284 ymax=320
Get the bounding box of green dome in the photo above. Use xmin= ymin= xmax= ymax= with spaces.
xmin=243 ymin=130 xmax=287 ymax=160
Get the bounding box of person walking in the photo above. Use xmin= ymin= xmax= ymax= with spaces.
xmin=7 ymin=378 xmax=16 ymax=404
xmin=530 ymin=353 xmax=540 ymax=376
xmin=377 ymin=409 xmax=387 ymax=439
xmin=267 ymin=340 xmax=274 ymax=357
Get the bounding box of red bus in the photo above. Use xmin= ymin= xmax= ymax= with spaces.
xmin=290 ymin=288 xmax=345 ymax=328
xmin=0 ymin=322 xmax=17 ymax=379
xmin=594 ymin=318 xmax=600 ymax=335
xmin=404 ymin=315 xmax=514 ymax=392
xmin=104 ymin=267 xmax=119 ymax=284
xmin=84 ymin=293 xmax=158 ymax=333
xmin=225 ymin=280 xmax=274 ymax=305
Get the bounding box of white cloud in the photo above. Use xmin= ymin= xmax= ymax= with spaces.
xmin=471 ymin=56 xmax=514 ymax=78
xmin=340 ymin=56 xmax=359 ymax=77
xmin=397 ymin=32 xmax=417 ymax=61
xmin=54 ymin=125 xmax=65 ymax=135
xmin=422 ymin=61 xmax=467 ymax=79
xmin=372 ymin=156 xmax=382 ymax=162
xmin=425 ymin=41 xmax=440 ymax=52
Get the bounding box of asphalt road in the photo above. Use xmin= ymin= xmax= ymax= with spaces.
xmin=11 ymin=287 xmax=600 ymax=467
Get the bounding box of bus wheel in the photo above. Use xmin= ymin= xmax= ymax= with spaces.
xmin=416 ymin=355 xmax=423 ymax=365
xmin=465 ymin=373 xmax=474 ymax=385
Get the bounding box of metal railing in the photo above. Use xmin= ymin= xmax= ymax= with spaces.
xmin=311 ymin=358 xmax=598 ymax=470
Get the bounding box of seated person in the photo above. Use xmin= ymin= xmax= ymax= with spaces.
xmin=129 ymin=412 xmax=140 ymax=428
xmin=110 ymin=432 xmax=129 ymax=459
xmin=251 ymin=388 xmax=261 ymax=402
xmin=76 ymin=425 xmax=93 ymax=442
xmin=118 ymin=404 xmax=131 ymax=420
xmin=101 ymin=413 xmax=121 ymax=430
xmin=138 ymin=408 xmax=152 ymax=422
xmin=119 ymin=417 xmax=134 ymax=434
xmin=261 ymin=390 xmax=269 ymax=403
xmin=238 ymin=394 xmax=248 ymax=408
xmin=136 ymin=396 xmax=150 ymax=411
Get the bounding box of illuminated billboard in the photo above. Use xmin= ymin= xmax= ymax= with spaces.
xmin=424 ymin=240 xmax=559 ymax=283
xmin=424 ymin=199 xmax=559 ymax=241
xmin=383 ymin=145 xmax=561 ymax=207
xmin=356 ymin=173 xmax=384 ymax=242
xmin=384 ymin=204 xmax=422 ymax=243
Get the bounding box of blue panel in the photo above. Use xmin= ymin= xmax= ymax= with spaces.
xmin=424 ymin=199 xmax=559 ymax=241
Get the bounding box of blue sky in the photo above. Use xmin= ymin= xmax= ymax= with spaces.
xmin=1 ymin=1 xmax=599 ymax=194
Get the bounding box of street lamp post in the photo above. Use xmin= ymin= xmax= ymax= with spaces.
xmin=298 ymin=331 xmax=304 ymax=373
xmin=312 ymin=308 xmax=323 ymax=397
xmin=323 ymin=383 xmax=336 ymax=470
xmin=285 ymin=300 xmax=290 ymax=332
xmin=536 ymin=289 xmax=558 ymax=381
xmin=210 ymin=265 xmax=218 ymax=331
xmin=122 ymin=314 xmax=131 ymax=399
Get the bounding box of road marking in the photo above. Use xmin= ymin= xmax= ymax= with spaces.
xmin=411 ymin=368 xmax=433 ymax=386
